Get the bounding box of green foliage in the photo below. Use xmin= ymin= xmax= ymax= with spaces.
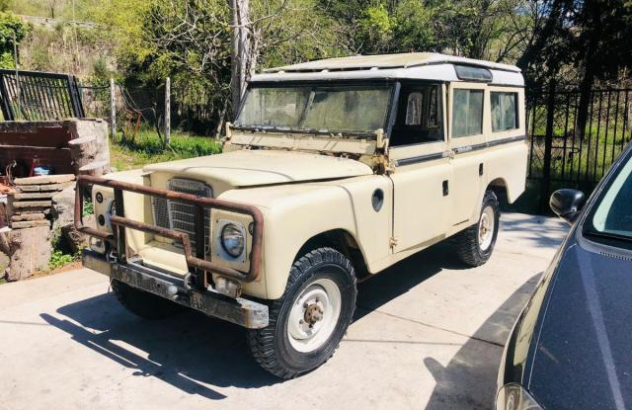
xmin=83 ymin=197 xmax=94 ymax=218
xmin=393 ymin=0 xmax=437 ymax=52
xmin=8 ymin=0 xmax=632 ymax=136
xmin=49 ymin=251 xmax=76 ymax=270
xmin=0 ymin=0 xmax=11 ymax=12
xmin=358 ymin=4 xmax=394 ymax=52
xmin=0 ymin=11 xmax=29 ymax=68
xmin=48 ymin=227 xmax=81 ymax=271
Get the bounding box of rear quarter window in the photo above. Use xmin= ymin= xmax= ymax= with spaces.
xmin=491 ymin=92 xmax=518 ymax=132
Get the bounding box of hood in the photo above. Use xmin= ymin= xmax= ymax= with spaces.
xmin=528 ymin=239 xmax=632 ymax=410
xmin=142 ymin=149 xmax=373 ymax=187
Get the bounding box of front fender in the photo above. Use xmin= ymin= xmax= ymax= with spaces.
xmin=219 ymin=175 xmax=393 ymax=299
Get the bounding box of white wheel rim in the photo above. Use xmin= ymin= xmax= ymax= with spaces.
xmin=287 ymin=278 xmax=342 ymax=353
xmin=478 ymin=206 xmax=495 ymax=251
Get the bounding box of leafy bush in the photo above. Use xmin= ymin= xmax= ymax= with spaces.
xmin=0 ymin=11 xmax=30 ymax=68
xmin=48 ymin=251 xmax=75 ymax=270
xmin=48 ymin=227 xmax=80 ymax=271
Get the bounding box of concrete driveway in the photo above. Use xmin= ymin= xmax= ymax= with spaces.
xmin=0 ymin=213 xmax=568 ymax=410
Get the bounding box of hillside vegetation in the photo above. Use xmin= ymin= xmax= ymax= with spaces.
xmin=0 ymin=0 xmax=630 ymax=137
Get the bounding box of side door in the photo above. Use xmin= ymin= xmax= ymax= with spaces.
xmin=447 ymin=82 xmax=488 ymax=227
xmin=389 ymin=83 xmax=454 ymax=253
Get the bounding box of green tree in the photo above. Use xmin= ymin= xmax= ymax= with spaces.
xmin=0 ymin=12 xmax=29 ymax=68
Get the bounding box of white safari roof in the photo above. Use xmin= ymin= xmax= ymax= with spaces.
xmin=251 ymin=52 xmax=524 ymax=86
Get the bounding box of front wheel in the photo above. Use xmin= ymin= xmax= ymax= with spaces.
xmin=455 ymin=189 xmax=500 ymax=267
xmin=247 ymin=247 xmax=357 ymax=379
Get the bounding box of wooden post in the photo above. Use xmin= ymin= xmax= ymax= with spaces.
xmin=109 ymin=78 xmax=116 ymax=140
xmin=165 ymin=77 xmax=171 ymax=146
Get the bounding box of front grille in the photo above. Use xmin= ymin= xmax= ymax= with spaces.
xmin=152 ymin=178 xmax=213 ymax=254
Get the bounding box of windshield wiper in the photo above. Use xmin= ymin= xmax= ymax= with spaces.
xmin=583 ymin=230 xmax=632 ymax=243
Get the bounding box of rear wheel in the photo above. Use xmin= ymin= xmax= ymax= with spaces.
xmin=455 ymin=190 xmax=500 ymax=267
xmin=247 ymin=247 xmax=357 ymax=379
xmin=111 ymin=279 xmax=186 ymax=320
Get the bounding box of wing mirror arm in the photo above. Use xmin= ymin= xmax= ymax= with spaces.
xmin=550 ymin=189 xmax=586 ymax=224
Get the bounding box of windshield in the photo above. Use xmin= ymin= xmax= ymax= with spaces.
xmin=585 ymin=149 xmax=632 ymax=245
xmin=235 ymin=85 xmax=393 ymax=135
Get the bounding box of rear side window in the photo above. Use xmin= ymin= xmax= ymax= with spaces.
xmin=452 ymin=89 xmax=483 ymax=137
xmin=491 ymin=92 xmax=518 ymax=132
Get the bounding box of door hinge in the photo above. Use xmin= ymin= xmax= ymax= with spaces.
xmin=389 ymin=236 xmax=398 ymax=248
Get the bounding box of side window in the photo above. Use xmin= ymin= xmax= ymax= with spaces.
xmin=390 ymin=85 xmax=444 ymax=147
xmin=491 ymin=92 xmax=518 ymax=132
xmin=405 ymin=92 xmax=423 ymax=126
xmin=452 ymin=89 xmax=483 ymax=138
xmin=427 ymin=87 xmax=439 ymax=128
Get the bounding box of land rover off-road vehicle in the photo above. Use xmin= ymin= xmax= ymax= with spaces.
xmin=77 ymin=52 xmax=528 ymax=379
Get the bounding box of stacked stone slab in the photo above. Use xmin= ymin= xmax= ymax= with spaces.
xmin=8 ymin=175 xmax=75 ymax=229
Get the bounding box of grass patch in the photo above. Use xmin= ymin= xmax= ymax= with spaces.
xmin=110 ymin=130 xmax=223 ymax=171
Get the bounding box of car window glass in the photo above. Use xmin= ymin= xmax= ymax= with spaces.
xmin=591 ymin=156 xmax=632 ymax=239
xmin=236 ymin=86 xmax=392 ymax=135
xmin=405 ymin=92 xmax=423 ymax=126
xmin=390 ymin=85 xmax=444 ymax=147
xmin=427 ymin=87 xmax=439 ymax=127
xmin=491 ymin=92 xmax=518 ymax=132
xmin=302 ymin=88 xmax=391 ymax=133
xmin=452 ymin=89 xmax=483 ymax=137
xmin=236 ymin=87 xmax=310 ymax=129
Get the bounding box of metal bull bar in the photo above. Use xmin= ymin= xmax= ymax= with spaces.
xmin=74 ymin=175 xmax=264 ymax=284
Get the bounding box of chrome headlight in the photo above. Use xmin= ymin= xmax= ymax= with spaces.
xmin=496 ymin=384 xmax=542 ymax=410
xmin=220 ymin=223 xmax=245 ymax=257
xmin=90 ymin=237 xmax=106 ymax=254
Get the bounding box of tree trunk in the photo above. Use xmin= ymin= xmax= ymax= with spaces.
xmin=230 ymin=0 xmax=252 ymax=118
xmin=516 ymin=0 xmax=568 ymax=73
xmin=67 ymin=119 xmax=111 ymax=176
xmin=576 ymin=67 xmax=596 ymax=142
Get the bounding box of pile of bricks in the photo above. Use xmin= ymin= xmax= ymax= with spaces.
xmin=8 ymin=175 xmax=75 ymax=229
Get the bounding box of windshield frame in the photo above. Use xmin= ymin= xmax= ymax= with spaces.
xmin=233 ymin=80 xmax=399 ymax=138
xmin=580 ymin=143 xmax=632 ymax=251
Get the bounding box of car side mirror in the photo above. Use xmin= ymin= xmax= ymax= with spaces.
xmin=550 ymin=189 xmax=585 ymax=223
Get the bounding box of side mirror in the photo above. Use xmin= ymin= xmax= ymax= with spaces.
xmin=550 ymin=189 xmax=586 ymax=223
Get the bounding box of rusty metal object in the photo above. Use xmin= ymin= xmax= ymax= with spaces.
xmin=74 ymin=174 xmax=264 ymax=283
xmin=83 ymin=250 xmax=269 ymax=328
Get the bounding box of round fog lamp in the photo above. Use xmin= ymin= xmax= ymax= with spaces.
xmin=221 ymin=223 xmax=245 ymax=257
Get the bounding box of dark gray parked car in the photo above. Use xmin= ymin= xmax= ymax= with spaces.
xmin=496 ymin=142 xmax=632 ymax=410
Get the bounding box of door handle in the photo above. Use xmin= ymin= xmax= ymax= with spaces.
xmin=442 ymin=180 xmax=449 ymax=196
xmin=479 ymin=163 xmax=484 ymax=176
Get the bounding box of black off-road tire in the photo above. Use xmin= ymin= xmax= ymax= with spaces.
xmin=455 ymin=190 xmax=500 ymax=267
xmin=247 ymin=247 xmax=357 ymax=379
xmin=111 ymin=279 xmax=186 ymax=320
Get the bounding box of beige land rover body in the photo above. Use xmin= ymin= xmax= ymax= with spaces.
xmin=78 ymin=52 xmax=528 ymax=378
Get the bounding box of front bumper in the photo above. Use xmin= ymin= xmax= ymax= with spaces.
xmin=84 ymin=250 xmax=269 ymax=329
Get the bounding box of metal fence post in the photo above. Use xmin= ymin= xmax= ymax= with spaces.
xmin=165 ymin=77 xmax=171 ymax=146
xmin=540 ymin=80 xmax=557 ymax=213
xmin=109 ymin=78 xmax=116 ymax=139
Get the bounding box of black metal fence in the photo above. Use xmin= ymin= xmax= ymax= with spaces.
xmin=0 ymin=69 xmax=85 ymax=120
xmin=527 ymin=86 xmax=632 ymax=211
